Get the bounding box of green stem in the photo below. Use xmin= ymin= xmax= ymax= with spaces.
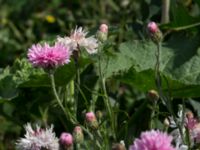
xmin=150 ymin=101 xmax=157 ymax=129
xmin=50 ymin=73 xmax=94 ymax=140
xmin=98 ymin=52 xmax=116 ymax=140
xmin=49 ymin=73 xmax=76 ymax=124
xmin=155 ymin=43 xmax=185 ymax=143
xmin=74 ymin=65 xmax=80 ymax=118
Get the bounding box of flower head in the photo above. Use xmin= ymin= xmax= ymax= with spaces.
xmin=147 ymin=22 xmax=163 ymax=44
xmin=59 ymin=132 xmax=73 ymax=147
xmin=85 ymin=112 xmax=98 ymax=129
xmin=97 ymin=24 xmax=108 ymax=42
xmin=56 ymin=27 xmax=98 ymax=54
xmin=147 ymin=89 xmax=159 ymax=102
xmin=99 ymin=24 xmax=108 ymax=33
xmin=86 ymin=112 xmax=96 ymax=122
xmin=129 ymin=130 xmax=175 ymax=150
xmin=28 ymin=42 xmax=71 ymax=69
xmin=147 ymin=22 xmax=158 ymax=33
xmin=16 ymin=123 xmax=59 ymax=150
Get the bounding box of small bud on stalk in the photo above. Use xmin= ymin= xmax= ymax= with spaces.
xmin=147 ymin=22 xmax=163 ymax=44
xmin=164 ymin=118 xmax=170 ymax=127
xmin=85 ymin=112 xmax=99 ymax=130
xmin=96 ymin=110 xmax=103 ymax=120
xmin=73 ymin=126 xmax=84 ymax=144
xmin=59 ymin=132 xmax=73 ymax=150
xmin=97 ymin=24 xmax=108 ymax=42
xmin=147 ymin=89 xmax=159 ymax=102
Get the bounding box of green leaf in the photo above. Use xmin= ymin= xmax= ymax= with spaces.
xmin=116 ymin=33 xmax=200 ymax=98
xmin=20 ymin=57 xmax=92 ymax=87
xmin=0 ymin=76 xmax=18 ymax=100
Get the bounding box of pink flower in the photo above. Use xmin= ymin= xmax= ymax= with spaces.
xmin=147 ymin=22 xmax=158 ymax=33
xmin=85 ymin=112 xmax=96 ymax=122
xmin=99 ymin=24 xmax=108 ymax=33
xmin=59 ymin=132 xmax=73 ymax=147
xmin=28 ymin=42 xmax=71 ymax=69
xmin=74 ymin=126 xmax=82 ymax=133
xmin=129 ymin=130 xmax=175 ymax=150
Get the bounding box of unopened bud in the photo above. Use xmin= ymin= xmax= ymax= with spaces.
xmin=73 ymin=126 xmax=84 ymax=144
xmin=112 ymin=141 xmax=126 ymax=150
xmin=147 ymin=22 xmax=158 ymax=33
xmin=85 ymin=112 xmax=98 ymax=130
xmin=97 ymin=24 xmax=108 ymax=42
xmin=186 ymin=111 xmax=194 ymax=119
xmin=164 ymin=118 xmax=170 ymax=127
xmin=147 ymin=90 xmax=159 ymax=102
xmin=100 ymin=24 xmax=108 ymax=33
xmin=147 ymin=22 xmax=163 ymax=44
xmin=59 ymin=132 xmax=73 ymax=150
xmin=96 ymin=110 xmax=103 ymax=120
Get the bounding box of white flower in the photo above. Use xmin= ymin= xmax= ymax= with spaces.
xmin=57 ymin=26 xmax=98 ymax=54
xmin=16 ymin=123 xmax=59 ymax=150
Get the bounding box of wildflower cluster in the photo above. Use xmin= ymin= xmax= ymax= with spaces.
xmin=27 ymin=24 xmax=108 ymax=70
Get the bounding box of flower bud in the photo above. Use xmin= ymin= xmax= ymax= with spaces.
xmin=85 ymin=112 xmax=98 ymax=130
xmin=73 ymin=126 xmax=84 ymax=144
xmin=97 ymin=24 xmax=108 ymax=42
xmin=59 ymin=132 xmax=73 ymax=150
xmin=147 ymin=90 xmax=159 ymax=102
xmin=147 ymin=22 xmax=163 ymax=44
xmin=147 ymin=22 xmax=158 ymax=33
xmin=112 ymin=141 xmax=126 ymax=150
xmin=100 ymin=24 xmax=108 ymax=33
xmin=186 ymin=111 xmax=194 ymax=119
xmin=163 ymin=118 xmax=170 ymax=127
xmin=96 ymin=110 xmax=103 ymax=120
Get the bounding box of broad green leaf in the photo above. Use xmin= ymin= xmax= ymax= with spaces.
xmin=116 ymin=33 xmax=200 ymax=98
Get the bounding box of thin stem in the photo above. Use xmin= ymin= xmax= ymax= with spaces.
xmin=98 ymin=52 xmax=116 ymax=140
xmin=155 ymin=43 xmax=185 ymax=143
xmin=161 ymin=0 xmax=170 ymax=24
xmin=49 ymin=73 xmax=76 ymax=124
xmin=150 ymin=101 xmax=157 ymax=129
xmin=74 ymin=65 xmax=80 ymax=118
xmin=49 ymin=73 xmax=94 ymax=140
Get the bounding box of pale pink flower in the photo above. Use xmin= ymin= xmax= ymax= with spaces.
xmin=16 ymin=123 xmax=59 ymax=150
xmin=74 ymin=126 xmax=82 ymax=133
xmin=85 ymin=112 xmax=96 ymax=122
xmin=99 ymin=24 xmax=108 ymax=33
xmin=56 ymin=27 xmax=98 ymax=54
xmin=59 ymin=132 xmax=73 ymax=147
xmin=129 ymin=130 xmax=175 ymax=150
xmin=147 ymin=22 xmax=158 ymax=33
xmin=28 ymin=42 xmax=71 ymax=69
